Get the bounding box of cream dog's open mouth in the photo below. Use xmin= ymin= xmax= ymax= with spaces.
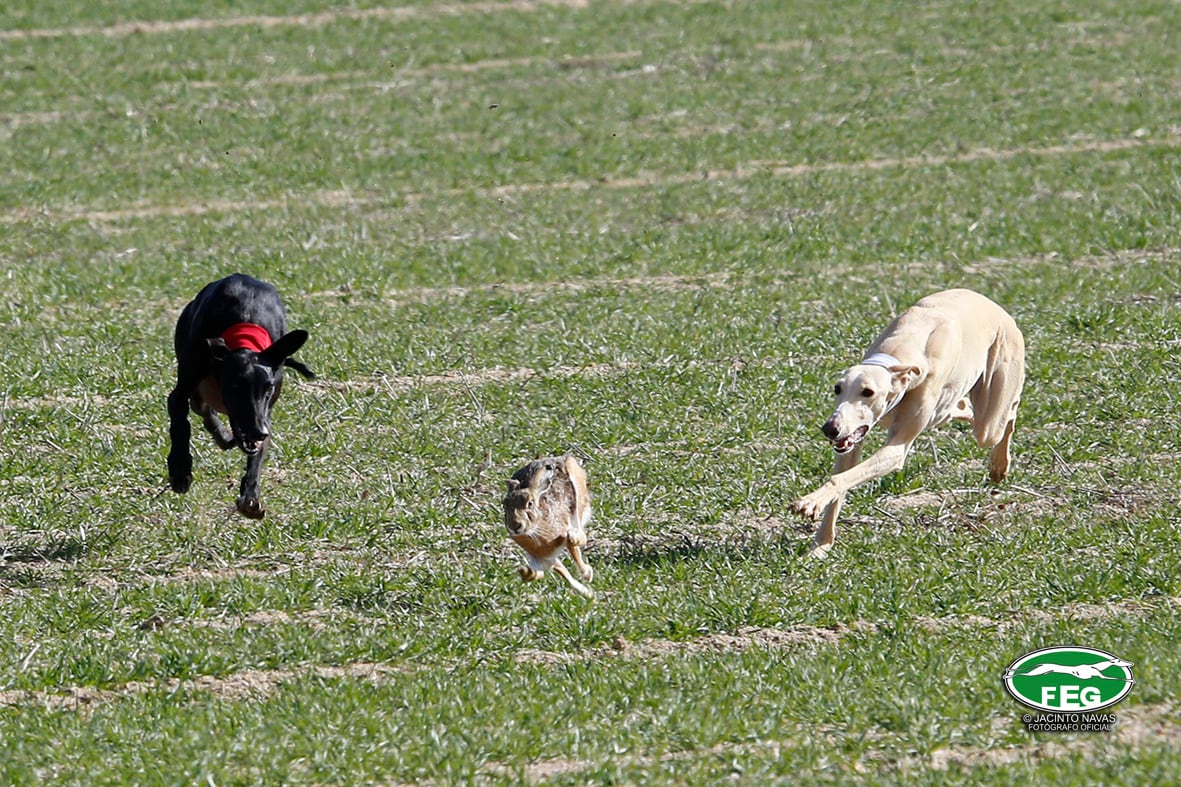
xmin=831 ymin=425 xmax=869 ymax=454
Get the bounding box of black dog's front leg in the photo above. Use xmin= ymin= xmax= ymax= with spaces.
xmin=236 ymin=442 xmax=268 ymax=519
xmin=167 ymin=386 xmax=194 ymax=493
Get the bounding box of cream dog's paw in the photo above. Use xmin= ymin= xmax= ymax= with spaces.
xmin=794 ymin=487 xmax=836 ymax=520
xmin=805 ymin=543 xmax=832 ymax=560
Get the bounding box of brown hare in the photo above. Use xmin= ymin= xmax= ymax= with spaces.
xmin=503 ymin=455 xmax=594 ymax=598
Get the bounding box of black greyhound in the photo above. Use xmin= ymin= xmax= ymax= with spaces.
xmin=167 ymin=274 xmax=314 ymax=518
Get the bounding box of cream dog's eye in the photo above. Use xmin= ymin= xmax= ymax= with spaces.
xmin=834 ymin=384 xmax=842 ymax=395
xmin=861 ymin=388 xmax=874 ymax=398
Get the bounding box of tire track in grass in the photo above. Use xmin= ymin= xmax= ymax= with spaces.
xmin=0 ymin=51 xmax=646 ymax=131
xmin=2 ymin=134 xmax=1176 ymax=226
xmin=11 ymin=245 xmax=1174 ymax=328
xmin=16 ymin=269 xmax=736 ymax=329
xmin=0 ymin=353 xmax=809 ymax=411
xmin=0 ymin=243 xmax=1174 ymax=410
xmin=2 ymin=329 xmax=1175 ymax=413
xmin=191 ymin=50 xmax=646 ymax=90
xmin=321 ymin=269 xmax=736 ymax=306
xmin=0 ymin=0 xmax=595 ymax=41
xmin=1 ymin=0 xmax=734 ymax=42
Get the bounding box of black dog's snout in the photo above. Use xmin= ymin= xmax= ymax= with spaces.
xmin=821 ymin=420 xmax=840 ymax=440
xmin=241 ymin=429 xmax=268 ymax=453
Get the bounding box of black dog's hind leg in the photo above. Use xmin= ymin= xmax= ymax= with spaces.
xmin=167 ymin=385 xmax=195 ymax=493
xmin=191 ymin=394 xmax=235 ymax=449
xmin=236 ymin=443 xmax=268 ymax=519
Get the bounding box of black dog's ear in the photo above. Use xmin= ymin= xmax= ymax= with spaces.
xmin=260 ymin=330 xmax=309 ymax=368
xmin=207 ymin=337 xmax=231 ymax=362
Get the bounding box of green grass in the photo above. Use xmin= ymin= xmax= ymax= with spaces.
xmin=3 ymin=0 xmax=1181 ymax=783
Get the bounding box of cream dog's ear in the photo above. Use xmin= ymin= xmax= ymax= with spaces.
xmin=889 ymin=363 xmax=924 ymax=392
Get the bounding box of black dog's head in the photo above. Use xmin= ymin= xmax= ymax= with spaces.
xmin=208 ymin=329 xmax=310 ymax=454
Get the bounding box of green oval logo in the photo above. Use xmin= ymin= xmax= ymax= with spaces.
xmin=1002 ymin=646 xmax=1134 ymax=712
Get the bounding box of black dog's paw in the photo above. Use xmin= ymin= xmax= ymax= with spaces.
xmin=236 ymin=496 xmax=266 ymax=520
xmin=167 ymin=453 xmax=193 ymax=494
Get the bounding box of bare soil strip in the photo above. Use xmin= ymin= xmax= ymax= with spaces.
xmin=887 ymin=701 xmax=1181 ymax=774
xmin=0 ymin=0 xmax=592 ymax=41
xmin=2 ymin=595 xmax=1173 ymax=712
xmin=498 ymin=701 xmax=1179 ymax=780
xmin=3 ymin=134 xmax=1174 ymax=226
xmin=0 ymin=661 xmax=414 ymax=710
xmin=515 ymin=621 xmax=877 ymax=665
xmin=515 ymin=595 xmax=1181 ymax=664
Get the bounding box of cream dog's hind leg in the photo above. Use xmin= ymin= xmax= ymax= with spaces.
xmin=969 ymin=347 xmax=1024 ymax=483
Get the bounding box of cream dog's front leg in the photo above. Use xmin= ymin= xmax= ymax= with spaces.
xmin=807 ymin=445 xmax=861 ymax=559
xmin=795 ymin=439 xmax=913 ymax=520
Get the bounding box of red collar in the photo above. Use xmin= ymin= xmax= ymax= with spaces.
xmin=221 ymin=323 xmax=273 ymax=353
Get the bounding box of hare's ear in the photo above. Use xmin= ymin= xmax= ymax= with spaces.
xmin=565 ymin=455 xmax=589 ymax=517
xmin=506 ymin=478 xmax=521 ymax=492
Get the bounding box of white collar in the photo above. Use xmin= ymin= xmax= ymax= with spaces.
xmin=861 ymin=353 xmax=906 ymax=417
xmin=862 ymin=352 xmax=901 ymax=369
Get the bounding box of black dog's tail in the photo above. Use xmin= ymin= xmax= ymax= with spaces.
xmin=284 ymin=358 xmax=316 ymax=378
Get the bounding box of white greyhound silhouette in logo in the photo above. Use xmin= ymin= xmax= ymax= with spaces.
xmin=1004 ymin=656 xmax=1135 ymax=682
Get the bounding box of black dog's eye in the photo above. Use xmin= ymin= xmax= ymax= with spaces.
xmin=834 ymin=384 xmax=842 ymax=395
xmin=861 ymin=388 xmax=874 ymax=398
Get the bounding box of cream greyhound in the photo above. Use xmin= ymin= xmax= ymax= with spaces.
xmin=794 ymin=289 xmax=1025 ymax=558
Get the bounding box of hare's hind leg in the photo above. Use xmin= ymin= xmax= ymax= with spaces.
xmin=565 ymin=518 xmax=594 ymax=583
xmin=551 ymin=561 xmax=594 ymax=599
xmin=519 ymin=552 xmax=550 ymax=582
xmin=567 ymin=543 xmax=593 ymax=582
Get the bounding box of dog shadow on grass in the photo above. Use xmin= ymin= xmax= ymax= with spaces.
xmin=0 ymin=533 xmax=90 ymax=590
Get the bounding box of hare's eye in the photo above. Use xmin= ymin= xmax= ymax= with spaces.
xmin=861 ymin=388 xmax=874 ymax=398
xmin=834 ymin=384 xmax=842 ymax=395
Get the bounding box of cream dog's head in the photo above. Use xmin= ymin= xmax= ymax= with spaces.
xmin=820 ymin=354 xmax=919 ymax=453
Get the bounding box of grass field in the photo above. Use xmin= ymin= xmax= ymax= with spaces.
xmin=2 ymin=0 xmax=1180 ymax=782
